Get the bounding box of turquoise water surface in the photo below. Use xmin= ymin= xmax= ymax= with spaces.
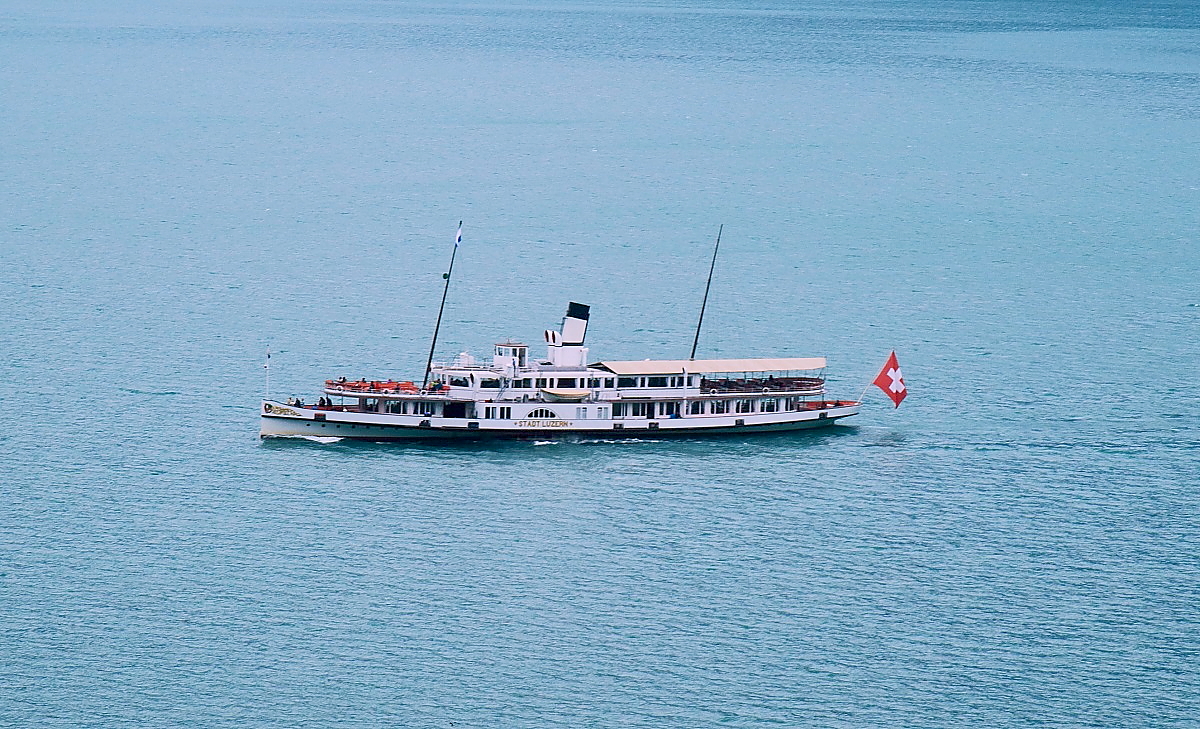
xmin=2 ymin=1 xmax=1198 ymax=726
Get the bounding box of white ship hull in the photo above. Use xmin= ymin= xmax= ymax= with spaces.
xmin=260 ymin=301 xmax=862 ymax=443
xmin=260 ymin=400 xmax=859 ymax=441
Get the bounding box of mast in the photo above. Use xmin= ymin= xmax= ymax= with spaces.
xmin=689 ymin=224 xmax=722 ymax=360
xmin=422 ymin=222 xmax=462 ymax=391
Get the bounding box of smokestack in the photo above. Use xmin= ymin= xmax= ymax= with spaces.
xmin=561 ymin=302 xmax=590 ymax=346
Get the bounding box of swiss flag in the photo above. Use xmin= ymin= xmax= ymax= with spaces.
xmin=873 ymin=351 xmax=907 ymax=408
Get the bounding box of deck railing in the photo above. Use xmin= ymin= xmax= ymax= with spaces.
xmin=324 ymin=379 xmax=449 ymax=395
xmin=699 ymin=376 xmax=824 ymax=394
xmin=322 ymin=375 xmax=826 ymax=400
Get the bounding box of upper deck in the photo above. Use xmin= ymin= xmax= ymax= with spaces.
xmin=322 ymin=363 xmax=826 ymax=404
xmin=317 ymin=304 xmax=831 ymax=406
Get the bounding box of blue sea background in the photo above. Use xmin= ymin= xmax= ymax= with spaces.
xmin=2 ymin=1 xmax=1198 ymax=726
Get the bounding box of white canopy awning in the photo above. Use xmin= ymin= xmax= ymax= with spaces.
xmin=594 ymin=357 xmax=826 ymax=376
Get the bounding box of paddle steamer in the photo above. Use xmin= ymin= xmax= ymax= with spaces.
xmin=260 ymin=303 xmax=859 ymax=440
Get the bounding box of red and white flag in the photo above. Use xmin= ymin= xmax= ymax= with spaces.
xmin=872 ymin=350 xmax=907 ymax=408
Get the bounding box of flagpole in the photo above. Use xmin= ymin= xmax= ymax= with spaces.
xmin=857 ymin=380 xmax=871 ymax=404
xmin=859 ymin=350 xmax=890 ymax=404
xmin=264 ymin=348 xmax=271 ymax=402
xmin=690 ymin=224 xmax=722 ymax=360
xmin=422 ymin=222 xmax=462 ymax=392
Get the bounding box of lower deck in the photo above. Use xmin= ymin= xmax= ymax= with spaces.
xmin=260 ymin=399 xmax=860 ymax=440
xmin=296 ymin=392 xmax=847 ymax=420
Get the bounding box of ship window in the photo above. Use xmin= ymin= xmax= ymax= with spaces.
xmin=689 ymin=401 xmax=704 ymax=415
xmin=480 ymin=379 xmax=501 ymax=389
xmin=736 ymin=399 xmax=755 ymax=413
xmin=630 ymin=402 xmax=650 ymax=417
xmin=499 ymin=407 xmax=511 ymax=419
xmin=587 ymin=378 xmax=600 ymax=388
xmin=617 ymin=377 xmax=637 ymax=388
xmin=536 ymin=378 xmax=548 ymax=388
xmin=450 ymin=377 xmax=469 ymax=387
xmin=711 ymin=400 xmax=729 ymax=414
xmin=604 ymin=378 xmax=614 ymax=388
xmin=596 ymin=407 xmax=608 ymax=419
xmin=612 ymin=403 xmax=626 ymax=417
xmin=557 ymin=378 xmax=577 ymax=388
xmin=658 ymin=402 xmax=679 ymax=417
xmin=762 ymin=398 xmax=778 ymax=412
xmin=647 ymin=376 xmax=668 ymax=388
xmin=484 ymin=407 xmax=496 ymax=419
xmin=576 ymin=407 xmax=586 ymax=419
xmin=527 ymin=408 xmax=557 ymax=419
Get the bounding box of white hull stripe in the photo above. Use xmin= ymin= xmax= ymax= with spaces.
xmin=261 ymin=408 xmax=858 ymax=439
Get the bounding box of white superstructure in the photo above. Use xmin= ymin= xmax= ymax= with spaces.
xmin=260 ymin=303 xmax=859 ymax=440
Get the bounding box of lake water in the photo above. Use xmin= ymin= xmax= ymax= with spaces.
xmin=2 ymin=1 xmax=1198 ymax=726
